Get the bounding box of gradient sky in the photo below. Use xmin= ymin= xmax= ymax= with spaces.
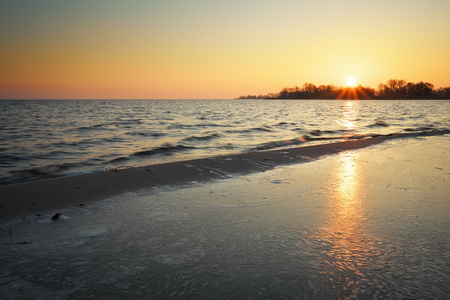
xmin=1 ymin=0 xmax=449 ymax=99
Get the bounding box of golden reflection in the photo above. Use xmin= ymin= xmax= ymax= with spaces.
xmin=308 ymin=151 xmax=374 ymax=287
xmin=337 ymin=101 xmax=358 ymax=131
xmin=331 ymin=152 xmax=362 ymax=236
xmin=306 ymin=151 xmax=368 ymax=280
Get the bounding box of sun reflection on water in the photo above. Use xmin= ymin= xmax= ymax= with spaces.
xmin=337 ymin=101 xmax=359 ymax=131
xmin=330 ymin=152 xmax=362 ymax=236
xmin=309 ymin=151 xmax=375 ymax=275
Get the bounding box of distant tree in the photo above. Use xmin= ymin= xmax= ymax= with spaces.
xmin=436 ymin=87 xmax=450 ymax=99
xmin=404 ymin=81 xmax=434 ymax=99
xmin=303 ymin=83 xmax=317 ymax=97
xmin=383 ymin=79 xmax=407 ymax=98
xmin=238 ymin=79 xmax=449 ymax=100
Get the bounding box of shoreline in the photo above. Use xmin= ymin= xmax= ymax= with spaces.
xmin=0 ymin=133 xmax=448 ymax=298
xmin=1 ymin=130 xmax=449 ymax=225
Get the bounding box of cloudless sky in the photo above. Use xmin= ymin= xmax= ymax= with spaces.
xmin=1 ymin=0 xmax=449 ymax=99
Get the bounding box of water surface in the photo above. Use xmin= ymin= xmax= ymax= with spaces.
xmin=1 ymin=99 xmax=448 ymax=184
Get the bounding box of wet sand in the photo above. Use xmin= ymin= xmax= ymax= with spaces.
xmin=0 ymin=134 xmax=449 ymax=299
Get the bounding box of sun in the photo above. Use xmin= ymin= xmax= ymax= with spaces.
xmin=346 ymin=76 xmax=357 ymax=87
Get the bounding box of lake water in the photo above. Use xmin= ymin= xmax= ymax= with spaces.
xmin=1 ymin=99 xmax=449 ymax=185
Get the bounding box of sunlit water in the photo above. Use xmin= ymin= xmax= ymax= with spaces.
xmin=0 ymin=136 xmax=448 ymax=299
xmin=0 ymin=99 xmax=449 ymax=185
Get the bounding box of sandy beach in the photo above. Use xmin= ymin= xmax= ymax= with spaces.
xmin=0 ymin=134 xmax=449 ymax=299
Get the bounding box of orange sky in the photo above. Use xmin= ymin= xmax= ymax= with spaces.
xmin=1 ymin=0 xmax=449 ymax=99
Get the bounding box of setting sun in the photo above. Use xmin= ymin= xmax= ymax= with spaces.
xmin=346 ymin=76 xmax=357 ymax=87
xmin=0 ymin=1 xmax=448 ymax=99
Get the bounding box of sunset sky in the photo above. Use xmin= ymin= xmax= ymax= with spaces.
xmin=1 ymin=0 xmax=449 ymax=99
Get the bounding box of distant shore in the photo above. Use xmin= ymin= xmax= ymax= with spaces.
xmin=238 ymin=80 xmax=450 ymax=100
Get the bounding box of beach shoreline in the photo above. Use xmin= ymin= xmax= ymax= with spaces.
xmin=0 ymin=134 xmax=448 ymax=299
xmin=1 ymin=130 xmax=449 ymax=225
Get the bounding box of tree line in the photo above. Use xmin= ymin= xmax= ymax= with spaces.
xmin=238 ymin=80 xmax=450 ymax=100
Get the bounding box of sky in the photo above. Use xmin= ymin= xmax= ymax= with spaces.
xmin=1 ymin=0 xmax=449 ymax=99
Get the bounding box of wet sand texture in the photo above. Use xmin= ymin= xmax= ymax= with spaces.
xmin=0 ymin=135 xmax=448 ymax=299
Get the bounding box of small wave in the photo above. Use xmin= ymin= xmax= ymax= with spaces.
xmin=225 ymin=126 xmax=273 ymax=134
xmin=24 ymin=164 xmax=70 ymax=177
xmin=127 ymin=131 xmax=165 ymax=138
xmin=225 ymin=129 xmax=252 ymax=134
xmin=306 ymin=129 xmax=348 ymax=136
xmin=113 ymin=119 xmax=141 ymax=126
xmin=368 ymin=119 xmax=389 ymax=127
xmin=0 ymin=154 xmax=27 ymax=163
xmin=65 ymin=168 xmax=105 ymax=177
xmin=78 ymin=123 xmax=105 ymax=130
xmin=109 ymin=156 xmax=129 ymax=163
xmin=52 ymin=139 xmax=94 ymax=147
xmin=252 ymin=125 xmax=273 ymax=132
xmin=133 ymin=144 xmax=196 ymax=157
xmin=302 ymin=135 xmax=341 ymax=141
xmin=274 ymin=122 xmax=297 ymax=127
xmin=253 ymin=137 xmax=307 ymax=151
xmin=254 ymin=132 xmax=376 ymax=151
xmin=216 ymin=143 xmax=236 ymax=150
xmin=1 ymin=162 xmax=88 ymax=185
xmin=101 ymin=137 xmax=127 ymax=143
xmin=166 ymin=123 xmax=224 ymax=130
xmin=182 ymin=133 xmax=221 ymax=142
xmin=409 ymin=114 xmax=426 ymax=119
xmin=77 ymin=119 xmax=141 ymax=131
xmin=308 ymin=130 xmax=322 ymax=136
xmin=404 ymin=126 xmax=434 ymax=132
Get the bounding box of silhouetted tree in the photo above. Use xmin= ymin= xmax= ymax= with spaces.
xmin=237 ymin=79 xmax=449 ymax=100
xmin=435 ymin=87 xmax=450 ymax=99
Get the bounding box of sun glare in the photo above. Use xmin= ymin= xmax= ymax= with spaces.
xmin=346 ymin=76 xmax=357 ymax=87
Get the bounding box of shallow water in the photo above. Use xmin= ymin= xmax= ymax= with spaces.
xmin=0 ymin=136 xmax=448 ymax=299
xmin=1 ymin=99 xmax=449 ymax=185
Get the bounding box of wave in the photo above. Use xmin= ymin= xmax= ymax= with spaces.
xmin=127 ymin=131 xmax=166 ymax=138
xmin=77 ymin=119 xmax=142 ymax=131
xmin=78 ymin=124 xmax=106 ymax=130
xmin=166 ymin=123 xmax=226 ymax=130
xmin=23 ymin=164 xmax=70 ymax=177
xmin=253 ymin=137 xmax=308 ymax=151
xmin=108 ymin=156 xmax=130 ymax=164
xmin=305 ymin=129 xmax=351 ymax=136
xmin=0 ymin=154 xmax=28 ymax=163
xmin=403 ymin=126 xmax=435 ymax=132
xmin=182 ymin=133 xmax=221 ymax=142
xmin=133 ymin=144 xmax=196 ymax=157
xmin=225 ymin=125 xmax=274 ymax=134
xmin=253 ymin=134 xmax=349 ymax=151
xmin=367 ymin=119 xmax=389 ymax=127
xmin=104 ymin=143 xmax=200 ymax=165
xmin=274 ymin=122 xmax=297 ymax=127
xmin=252 ymin=128 xmax=449 ymax=152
